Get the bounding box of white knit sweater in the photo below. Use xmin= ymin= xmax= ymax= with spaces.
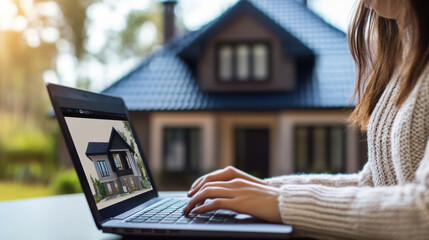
xmin=265 ymin=66 xmax=429 ymax=239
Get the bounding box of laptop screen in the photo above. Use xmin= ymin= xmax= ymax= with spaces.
xmin=62 ymin=107 xmax=153 ymax=210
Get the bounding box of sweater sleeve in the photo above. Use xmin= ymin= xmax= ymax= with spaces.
xmin=278 ymin=142 xmax=429 ymax=239
xmin=265 ymin=162 xmax=373 ymax=188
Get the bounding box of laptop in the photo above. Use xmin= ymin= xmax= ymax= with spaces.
xmin=46 ymin=83 xmax=293 ymax=238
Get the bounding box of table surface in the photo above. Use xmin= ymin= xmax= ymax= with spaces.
xmin=0 ymin=192 xmax=187 ymax=240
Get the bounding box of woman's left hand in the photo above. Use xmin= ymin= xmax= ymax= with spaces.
xmin=183 ymin=178 xmax=282 ymax=223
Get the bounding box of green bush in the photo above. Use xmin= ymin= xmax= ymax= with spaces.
xmin=94 ymin=194 xmax=102 ymax=203
xmin=95 ymin=179 xmax=106 ymax=198
xmin=142 ymin=180 xmax=151 ymax=189
xmin=51 ymin=170 xmax=82 ymax=194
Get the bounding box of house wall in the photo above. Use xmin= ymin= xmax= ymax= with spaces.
xmin=276 ymin=110 xmax=360 ymax=175
xmin=147 ymin=110 xmax=363 ymax=180
xmin=89 ymin=155 xmax=118 ymax=183
xmin=118 ymin=175 xmax=143 ymax=192
xmin=103 ymin=181 xmax=121 ymax=196
xmin=129 ymin=111 xmax=151 ymax=163
xmin=197 ymin=14 xmax=296 ymax=92
xmin=149 ymin=112 xmax=217 ymax=182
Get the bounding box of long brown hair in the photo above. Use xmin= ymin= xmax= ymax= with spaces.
xmin=347 ymin=0 xmax=429 ymax=130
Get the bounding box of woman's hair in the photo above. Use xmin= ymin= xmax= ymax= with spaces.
xmin=347 ymin=0 xmax=429 ymax=130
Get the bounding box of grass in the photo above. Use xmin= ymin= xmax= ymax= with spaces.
xmin=0 ymin=181 xmax=54 ymax=201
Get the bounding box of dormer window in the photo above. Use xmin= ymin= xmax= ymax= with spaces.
xmin=217 ymin=42 xmax=270 ymax=82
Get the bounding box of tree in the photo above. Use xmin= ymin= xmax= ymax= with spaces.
xmin=90 ymin=175 xmax=99 ymax=196
xmin=0 ymin=0 xmax=164 ymax=185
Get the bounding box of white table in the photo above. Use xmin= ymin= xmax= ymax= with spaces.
xmin=0 ymin=192 xmax=185 ymax=240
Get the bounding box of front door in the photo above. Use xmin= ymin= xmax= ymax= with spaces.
xmin=234 ymin=128 xmax=270 ymax=178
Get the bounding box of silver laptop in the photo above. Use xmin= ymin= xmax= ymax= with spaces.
xmin=46 ymin=83 xmax=292 ymax=238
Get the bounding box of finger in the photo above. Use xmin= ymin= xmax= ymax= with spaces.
xmin=190 ymin=169 xmax=223 ymax=190
xmin=195 ymin=179 xmax=246 ymax=195
xmin=184 ymin=187 xmax=234 ymax=214
xmin=188 ymin=168 xmax=235 ymax=197
xmin=190 ymin=177 xmax=204 ymax=191
xmin=191 ymin=199 xmax=234 ymax=214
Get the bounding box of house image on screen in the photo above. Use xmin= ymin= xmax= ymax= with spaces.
xmin=85 ymin=127 xmax=143 ymax=196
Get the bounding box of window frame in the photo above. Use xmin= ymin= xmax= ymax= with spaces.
xmin=162 ymin=127 xmax=201 ymax=175
xmin=97 ymin=160 xmax=109 ymax=177
xmin=112 ymin=153 xmax=124 ymax=171
xmin=293 ymin=124 xmax=347 ymax=174
xmin=215 ymin=41 xmax=272 ymax=83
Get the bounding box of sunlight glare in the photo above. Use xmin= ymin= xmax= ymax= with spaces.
xmin=41 ymin=27 xmax=60 ymax=43
xmin=0 ymin=1 xmax=18 ymax=30
xmin=137 ymin=21 xmax=157 ymax=48
xmin=11 ymin=15 xmax=28 ymax=32
xmin=37 ymin=1 xmax=59 ymax=17
xmin=23 ymin=28 xmax=41 ymax=48
xmin=43 ymin=70 xmax=59 ymax=84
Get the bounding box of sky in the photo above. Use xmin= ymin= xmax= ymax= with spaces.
xmin=0 ymin=0 xmax=358 ymax=91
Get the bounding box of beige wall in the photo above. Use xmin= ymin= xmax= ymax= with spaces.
xmin=277 ymin=110 xmax=360 ymax=175
xmin=197 ymin=14 xmax=296 ymax=92
xmin=147 ymin=110 xmax=360 ymax=180
xmin=149 ymin=112 xmax=217 ymax=181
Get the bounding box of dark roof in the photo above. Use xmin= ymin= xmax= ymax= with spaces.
xmin=85 ymin=142 xmax=109 ymax=156
xmin=179 ymin=0 xmax=314 ymax=59
xmin=103 ymin=0 xmax=356 ymax=110
xmin=85 ymin=127 xmax=135 ymax=158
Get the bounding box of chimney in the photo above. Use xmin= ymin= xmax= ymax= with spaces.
xmin=162 ymin=0 xmax=177 ymax=43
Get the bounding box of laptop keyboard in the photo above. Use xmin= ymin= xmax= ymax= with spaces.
xmin=126 ymin=198 xmax=260 ymax=225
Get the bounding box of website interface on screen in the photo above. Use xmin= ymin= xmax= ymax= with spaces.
xmin=62 ymin=107 xmax=153 ymax=210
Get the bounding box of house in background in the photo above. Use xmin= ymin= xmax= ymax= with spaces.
xmin=85 ymin=127 xmax=143 ymax=196
xmin=59 ymin=0 xmax=367 ymax=189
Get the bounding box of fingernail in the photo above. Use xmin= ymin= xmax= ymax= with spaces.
xmin=191 ymin=207 xmax=199 ymax=214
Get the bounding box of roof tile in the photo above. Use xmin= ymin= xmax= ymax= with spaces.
xmin=104 ymin=0 xmax=356 ymax=110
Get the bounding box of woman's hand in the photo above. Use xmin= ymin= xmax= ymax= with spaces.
xmin=183 ymin=178 xmax=282 ymax=223
xmin=187 ymin=166 xmax=267 ymax=197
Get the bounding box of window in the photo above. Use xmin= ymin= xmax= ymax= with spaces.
xmin=294 ymin=125 xmax=347 ymax=173
xmin=107 ymin=183 xmax=113 ymax=195
xmin=114 ymin=180 xmax=120 ymax=193
xmin=253 ymin=44 xmax=269 ymax=80
xmin=162 ymin=128 xmax=201 ymax=174
xmin=124 ymin=154 xmax=131 ymax=169
xmin=112 ymin=153 xmax=124 ymax=170
xmin=130 ymin=177 xmax=135 ymax=189
xmin=97 ymin=160 xmax=109 ymax=177
xmin=217 ymin=42 xmax=270 ymax=82
xmin=236 ymin=44 xmax=250 ymax=80
xmin=219 ymin=45 xmax=233 ymax=81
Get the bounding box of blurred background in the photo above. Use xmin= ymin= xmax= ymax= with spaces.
xmin=0 ymin=0 xmax=363 ymax=201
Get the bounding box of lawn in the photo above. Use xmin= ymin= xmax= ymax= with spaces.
xmin=0 ymin=181 xmax=55 ymax=201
